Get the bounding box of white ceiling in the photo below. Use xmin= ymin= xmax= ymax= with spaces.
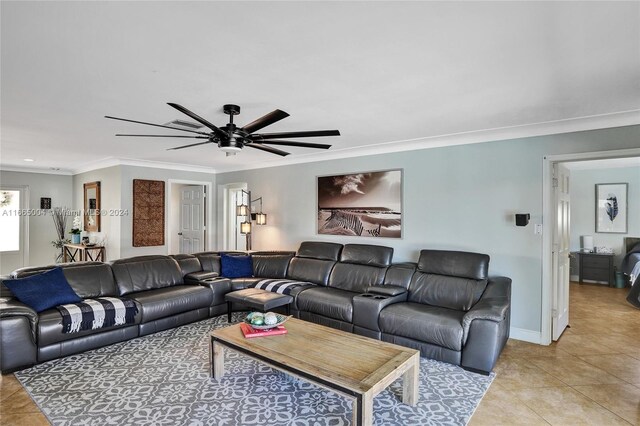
xmin=1 ymin=1 xmax=639 ymax=174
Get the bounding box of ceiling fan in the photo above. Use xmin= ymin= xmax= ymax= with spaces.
xmin=105 ymin=103 xmax=340 ymax=157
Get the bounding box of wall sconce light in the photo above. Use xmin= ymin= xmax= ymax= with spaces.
xmin=252 ymin=197 xmax=267 ymax=226
xmin=255 ymin=212 xmax=267 ymax=225
xmin=236 ymin=204 xmax=249 ymax=216
xmin=236 ymin=190 xmax=249 ymax=217
xmin=515 ymin=213 xmax=530 ymax=227
xmin=240 ymin=221 xmax=252 ymax=234
xmin=236 ymin=193 xmax=266 ymax=224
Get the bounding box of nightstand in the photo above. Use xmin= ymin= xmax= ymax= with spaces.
xmin=577 ymin=252 xmax=615 ymax=286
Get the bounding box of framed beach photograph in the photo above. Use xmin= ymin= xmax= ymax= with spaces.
xmin=317 ymin=169 xmax=402 ymax=238
xmin=595 ymin=183 xmax=628 ymax=234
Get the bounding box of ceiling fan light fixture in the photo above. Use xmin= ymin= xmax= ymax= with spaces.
xmin=107 ymin=103 xmax=339 ymax=158
xmin=218 ymin=136 xmax=243 ymax=154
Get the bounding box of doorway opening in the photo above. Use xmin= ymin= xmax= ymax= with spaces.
xmin=220 ymin=183 xmax=248 ymax=251
xmin=542 ymin=148 xmax=640 ymax=344
xmin=168 ymin=180 xmax=212 ymax=255
xmin=0 ymin=185 xmax=29 ymax=274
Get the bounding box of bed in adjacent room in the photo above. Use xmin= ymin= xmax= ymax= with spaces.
xmin=621 ymin=237 xmax=640 ymax=308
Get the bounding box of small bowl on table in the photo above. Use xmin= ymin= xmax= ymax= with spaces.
xmin=244 ymin=312 xmax=290 ymax=330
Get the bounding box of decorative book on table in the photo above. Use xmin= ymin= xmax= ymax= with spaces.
xmin=240 ymin=323 xmax=288 ymax=338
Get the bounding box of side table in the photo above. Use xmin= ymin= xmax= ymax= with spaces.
xmin=63 ymin=243 xmax=106 ymax=262
xmin=577 ymin=252 xmax=615 ymax=286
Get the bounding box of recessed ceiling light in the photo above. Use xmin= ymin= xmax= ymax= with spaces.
xmin=50 ymin=167 xmax=61 ymax=171
xmin=23 ymin=158 xmax=34 ymax=162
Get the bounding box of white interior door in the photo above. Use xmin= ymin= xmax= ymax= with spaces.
xmin=552 ymin=163 xmax=571 ymax=341
xmin=179 ymin=185 xmax=205 ymax=254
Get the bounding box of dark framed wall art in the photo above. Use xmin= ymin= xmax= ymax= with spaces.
xmin=133 ymin=179 xmax=165 ymax=246
xmin=595 ymin=182 xmax=628 ymax=234
xmin=317 ymin=169 xmax=402 ymax=238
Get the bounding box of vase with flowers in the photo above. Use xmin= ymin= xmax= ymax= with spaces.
xmin=70 ymin=215 xmax=82 ymax=244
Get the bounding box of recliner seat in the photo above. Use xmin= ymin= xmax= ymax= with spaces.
xmin=378 ymin=250 xmax=510 ymax=373
xmin=296 ymin=243 xmax=393 ymax=331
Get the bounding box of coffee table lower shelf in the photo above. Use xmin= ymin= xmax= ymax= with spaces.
xmin=209 ymin=318 xmax=420 ymax=426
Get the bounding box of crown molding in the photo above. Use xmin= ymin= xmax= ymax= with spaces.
xmin=7 ymin=110 xmax=637 ymax=176
xmin=72 ymin=158 xmax=217 ymax=175
xmin=213 ymin=109 xmax=640 ymax=173
xmin=0 ymin=165 xmax=73 ymax=175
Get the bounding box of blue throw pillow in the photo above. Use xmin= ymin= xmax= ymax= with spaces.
xmin=220 ymin=254 xmax=253 ymax=278
xmin=3 ymin=267 xmax=82 ymax=312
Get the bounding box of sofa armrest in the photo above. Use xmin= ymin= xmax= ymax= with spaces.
xmin=184 ymin=271 xmax=220 ymax=285
xmin=365 ymin=285 xmax=407 ymax=297
xmin=463 ymin=297 xmax=509 ymax=331
xmin=482 ymin=276 xmax=512 ymax=299
xmin=0 ymin=298 xmax=38 ymax=373
xmin=460 ymin=276 xmax=511 ymax=374
xmin=352 ymin=292 xmax=407 ymax=332
xmin=195 ymin=278 xmax=232 ymax=306
xmin=463 ymin=276 xmax=511 ymax=334
xmin=0 ymin=297 xmax=38 ymax=338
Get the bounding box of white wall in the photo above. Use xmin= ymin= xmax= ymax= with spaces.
xmin=570 ymin=165 xmax=640 ymax=266
xmin=118 ymin=166 xmax=215 ymax=258
xmin=216 ymin=125 xmax=640 ymax=338
xmin=169 ymin=183 xmax=183 ymax=255
xmin=0 ymin=171 xmax=73 ymax=269
xmin=73 ymin=166 xmax=122 ymax=260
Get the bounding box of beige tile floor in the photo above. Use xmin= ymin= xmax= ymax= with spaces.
xmin=472 ymin=282 xmax=640 ymax=426
xmin=0 ymin=282 xmax=638 ymax=425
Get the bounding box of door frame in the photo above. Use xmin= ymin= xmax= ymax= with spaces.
xmin=167 ymin=179 xmax=213 ymax=254
xmin=541 ymin=147 xmax=640 ymax=345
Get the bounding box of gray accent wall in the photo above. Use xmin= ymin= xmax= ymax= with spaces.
xmin=0 ymin=171 xmax=73 ymax=269
xmin=215 ymin=125 xmax=640 ymax=336
xmin=570 ymin=165 xmax=640 ymax=266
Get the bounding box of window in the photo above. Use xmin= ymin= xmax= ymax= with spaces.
xmin=0 ymin=190 xmax=20 ymax=252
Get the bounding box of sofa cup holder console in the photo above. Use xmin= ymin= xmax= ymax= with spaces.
xmin=352 ymin=290 xmax=408 ymax=332
xmin=359 ymin=293 xmax=389 ymax=300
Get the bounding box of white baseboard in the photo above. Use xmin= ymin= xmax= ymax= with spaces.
xmin=509 ymin=327 xmax=542 ymax=344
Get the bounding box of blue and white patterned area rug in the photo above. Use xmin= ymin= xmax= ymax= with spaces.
xmin=15 ymin=314 xmax=494 ymax=425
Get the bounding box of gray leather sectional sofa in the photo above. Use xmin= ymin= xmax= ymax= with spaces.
xmin=1 ymin=241 xmax=511 ymax=375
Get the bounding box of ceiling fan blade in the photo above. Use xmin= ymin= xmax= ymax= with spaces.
xmin=105 ymin=116 xmax=209 ymax=135
xmin=252 ymin=130 xmax=340 ymax=140
xmin=116 ymin=134 xmax=209 ymax=139
xmin=241 ymin=109 xmax=290 ymax=134
xmin=167 ymin=141 xmax=213 ymax=150
xmin=258 ymin=140 xmax=331 ymax=149
xmin=245 ymin=143 xmax=290 ymax=157
xmin=166 ymin=103 xmax=228 ymax=139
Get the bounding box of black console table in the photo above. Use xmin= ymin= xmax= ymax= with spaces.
xmin=577 ymin=252 xmax=615 ymax=286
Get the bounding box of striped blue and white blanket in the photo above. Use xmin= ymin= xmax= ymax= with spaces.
xmin=56 ymin=297 xmax=138 ymax=333
xmin=250 ymin=279 xmax=312 ymax=295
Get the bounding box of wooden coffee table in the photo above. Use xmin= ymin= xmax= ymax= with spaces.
xmin=209 ymin=317 xmax=420 ymax=425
